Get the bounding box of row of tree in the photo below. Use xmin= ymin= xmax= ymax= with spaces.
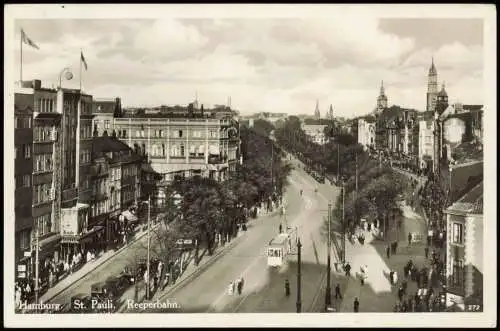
xmin=274 ymin=116 xmax=411 ymax=239
xmin=147 ymin=124 xmax=292 ymax=267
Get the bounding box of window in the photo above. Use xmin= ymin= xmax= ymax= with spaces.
xmin=452 ymin=223 xmax=463 ymax=244
xmin=178 ymin=130 xmax=183 ymax=138
xmin=162 ymin=144 xmax=165 ymax=156
xmin=105 ymin=120 xmax=110 ymax=130
xmin=180 ymin=144 xmax=185 ymax=157
xmin=170 ymin=145 xmax=178 ymax=157
xmin=159 ymin=130 xmax=163 ymax=138
xmin=19 ymin=229 xmax=31 ymax=250
xmin=198 ymin=145 xmax=205 ymax=157
xmin=452 ymin=259 xmax=464 ymax=288
xmin=189 ymin=145 xmax=196 ymax=157
xmin=136 ymin=130 xmax=141 ymax=138
xmin=123 ymin=130 xmax=127 ymax=138
xmin=23 ymin=144 xmax=31 ymax=159
xmin=16 ymin=174 xmax=31 ymax=188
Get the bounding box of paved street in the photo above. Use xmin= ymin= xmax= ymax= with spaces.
xmin=146 ymin=161 xmax=342 ymax=313
xmin=43 ymin=226 xmax=158 ymax=309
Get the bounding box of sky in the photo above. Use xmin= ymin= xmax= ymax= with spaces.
xmin=13 ymin=17 xmax=484 ymax=118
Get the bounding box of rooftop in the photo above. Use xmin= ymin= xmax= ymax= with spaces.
xmin=446 ymin=181 xmax=483 ymax=215
xmin=92 ymin=136 xmax=141 ymax=164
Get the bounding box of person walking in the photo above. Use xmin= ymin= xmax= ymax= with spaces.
xmin=424 ymin=246 xmax=429 ymax=259
xmin=408 ymin=232 xmax=412 ymax=245
xmin=285 ymin=279 xmax=290 ymax=297
xmin=237 ymin=278 xmax=243 ymax=295
xmin=279 ymin=223 xmax=283 ymax=234
xmin=386 ymin=245 xmax=391 ymax=259
xmin=344 ymin=263 xmax=351 ymax=277
xmin=353 ymin=297 xmax=360 ymax=312
xmin=334 ymin=284 xmax=342 ymax=299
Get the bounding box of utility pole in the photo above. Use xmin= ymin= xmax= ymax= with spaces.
xmin=296 ymin=238 xmax=302 ymax=313
xmin=146 ymin=195 xmax=151 ymax=300
xmin=337 ymin=143 xmax=340 ymax=184
xmin=341 ymin=181 xmax=346 ymax=263
xmin=324 ymin=202 xmax=332 ymax=310
xmin=34 ymin=219 xmax=40 ymax=304
xmin=355 ymin=152 xmax=358 ymax=194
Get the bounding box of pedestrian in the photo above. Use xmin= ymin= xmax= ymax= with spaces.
xmin=345 ymin=263 xmax=351 ymax=277
xmin=408 ymin=232 xmax=412 ymax=245
xmin=425 ymin=247 xmax=429 ymax=259
xmin=284 ymin=278 xmax=291 ymax=296
xmin=398 ymin=286 xmax=404 ymax=301
xmin=353 ymin=297 xmax=360 ymax=312
xmin=386 ymin=245 xmax=391 ymax=259
xmin=393 ymin=271 xmax=398 ymax=285
xmin=279 ymin=223 xmax=283 ymax=234
xmin=389 ymin=271 xmax=394 ymax=285
xmin=228 ymin=281 xmax=234 ymax=296
xmin=394 ymin=242 xmax=398 ymax=254
xmin=335 ymin=284 xmax=342 ymax=299
xmin=237 ymin=278 xmax=243 ymax=295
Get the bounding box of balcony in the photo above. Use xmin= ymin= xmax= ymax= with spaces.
xmin=62 ymin=187 xmax=78 ymax=203
xmin=90 ymin=164 xmax=109 ymax=178
xmin=208 ymin=155 xmax=228 ymax=164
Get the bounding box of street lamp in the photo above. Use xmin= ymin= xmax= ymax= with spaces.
xmin=143 ymin=195 xmax=152 ymax=300
xmin=58 ymin=67 xmax=73 ymax=89
xmin=341 ymin=178 xmax=346 ymax=264
xmin=325 ymin=202 xmax=333 ymax=311
xmin=296 ymin=238 xmax=302 ymax=313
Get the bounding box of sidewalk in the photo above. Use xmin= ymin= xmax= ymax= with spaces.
xmin=338 ymin=201 xmax=431 ymax=312
xmin=118 ymin=204 xmax=285 ymax=312
xmin=41 ymin=223 xmax=160 ymax=304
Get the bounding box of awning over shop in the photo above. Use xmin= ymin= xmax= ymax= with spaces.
xmin=122 ymin=210 xmax=138 ymax=223
xmin=60 ymin=226 xmax=104 ymax=244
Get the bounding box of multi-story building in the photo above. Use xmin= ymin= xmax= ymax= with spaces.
xmin=357 ymin=117 xmax=376 ymax=150
xmin=90 ymin=136 xmax=142 ymax=246
xmin=417 ymin=112 xmax=435 ymax=170
xmin=426 ymin=58 xmax=439 ymax=112
xmin=92 ymin=98 xmax=121 ymax=137
xmin=112 ymin=114 xmax=240 ymax=187
xmin=14 ymin=92 xmax=35 ymax=275
xmin=15 ymin=80 xmax=63 ymax=279
xmin=444 ymin=181 xmax=483 ymax=310
xmin=301 ymin=124 xmax=328 ymax=145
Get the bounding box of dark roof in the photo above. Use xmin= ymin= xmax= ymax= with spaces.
xmin=92 ymin=136 xmax=142 ymax=164
xmin=462 ymin=105 xmax=483 ymax=112
xmin=446 ymin=181 xmax=483 ymax=214
xmin=15 ymin=93 xmax=34 ymax=112
xmin=93 ymin=100 xmax=115 ymax=114
xmin=442 ymin=160 xmax=483 ymax=203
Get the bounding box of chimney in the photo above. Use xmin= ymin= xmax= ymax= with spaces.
xmin=32 ymin=79 xmax=42 ymax=90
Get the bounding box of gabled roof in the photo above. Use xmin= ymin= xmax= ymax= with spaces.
xmin=446 ymin=181 xmax=483 ymax=215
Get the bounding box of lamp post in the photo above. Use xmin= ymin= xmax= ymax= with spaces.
xmin=58 ymin=67 xmax=73 ymax=89
xmin=325 ymin=202 xmax=332 ymax=311
xmin=341 ymin=179 xmax=346 ymax=263
xmin=296 ymin=238 xmax=302 ymax=313
xmin=33 ymin=219 xmax=40 ymax=304
xmin=145 ymin=196 xmax=151 ymax=300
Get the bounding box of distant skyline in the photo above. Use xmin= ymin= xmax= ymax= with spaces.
xmin=14 ymin=16 xmax=483 ymax=118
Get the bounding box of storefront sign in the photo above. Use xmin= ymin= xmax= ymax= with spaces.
xmin=61 ymin=208 xmax=79 ymax=236
xmin=24 ymin=251 xmax=31 ymax=257
xmin=17 ymin=265 xmax=26 ymax=272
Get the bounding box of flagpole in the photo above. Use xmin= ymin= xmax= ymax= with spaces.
xmin=79 ymin=50 xmax=82 ymax=92
xmin=20 ymin=30 xmax=23 ymax=84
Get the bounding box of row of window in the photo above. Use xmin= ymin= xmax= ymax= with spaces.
xmin=90 ymin=200 xmax=107 ymax=218
xmin=17 ymin=229 xmax=31 ymax=250
xmin=38 ymin=98 xmax=55 ymax=113
xmin=110 ymin=167 xmax=121 ymax=182
xmin=92 ymin=178 xmax=107 ymax=197
xmin=80 ymin=125 xmax=93 ymax=140
xmin=15 ymin=116 xmax=32 ymax=129
xmin=34 ymin=153 xmax=53 ymax=173
xmin=122 ymin=165 xmax=138 ymax=179
xmin=32 ymin=183 xmax=53 ymax=205
xmin=80 ymin=149 xmax=92 ymax=164
xmin=129 ymin=129 xmax=221 ymax=139
xmin=16 ymin=174 xmax=31 ymax=189
xmin=34 ymin=213 xmax=53 ymax=237
xmin=15 ymin=144 xmax=32 ymax=159
xmin=34 ymin=126 xmax=57 ymax=142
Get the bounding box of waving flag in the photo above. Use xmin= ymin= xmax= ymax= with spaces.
xmin=80 ymin=51 xmax=88 ymax=70
xmin=21 ymin=28 xmax=39 ymax=49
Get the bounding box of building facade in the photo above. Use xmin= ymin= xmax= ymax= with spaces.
xmin=92 ymin=98 xmax=121 ymax=137
xmin=444 ymin=181 xmax=483 ymax=310
xmin=357 ymin=118 xmax=376 ymax=150
xmin=418 ymin=115 xmax=435 ymax=170
xmin=427 ymin=58 xmax=439 ymax=112
xmin=112 ymin=115 xmax=240 ymax=184
xmin=301 ymin=124 xmax=328 ymax=145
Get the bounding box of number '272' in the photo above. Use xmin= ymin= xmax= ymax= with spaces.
xmin=466 ymin=305 xmax=482 ymax=312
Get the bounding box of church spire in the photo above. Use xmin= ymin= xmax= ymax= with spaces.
xmin=314 ymin=100 xmax=320 ymax=119
xmin=380 ymin=80 xmax=385 ymax=96
xmin=429 ymin=56 xmax=437 ymax=75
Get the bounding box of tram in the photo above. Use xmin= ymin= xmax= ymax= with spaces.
xmin=267 ymin=233 xmax=291 ymax=267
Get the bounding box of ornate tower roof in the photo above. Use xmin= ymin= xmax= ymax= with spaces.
xmin=438 ymin=82 xmax=448 ymax=97
xmin=314 ymin=100 xmax=320 ymax=119
xmin=429 ymin=57 xmax=437 ymax=76
xmin=329 ymin=104 xmax=334 ymax=119
xmin=380 ymin=80 xmax=386 ymax=96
